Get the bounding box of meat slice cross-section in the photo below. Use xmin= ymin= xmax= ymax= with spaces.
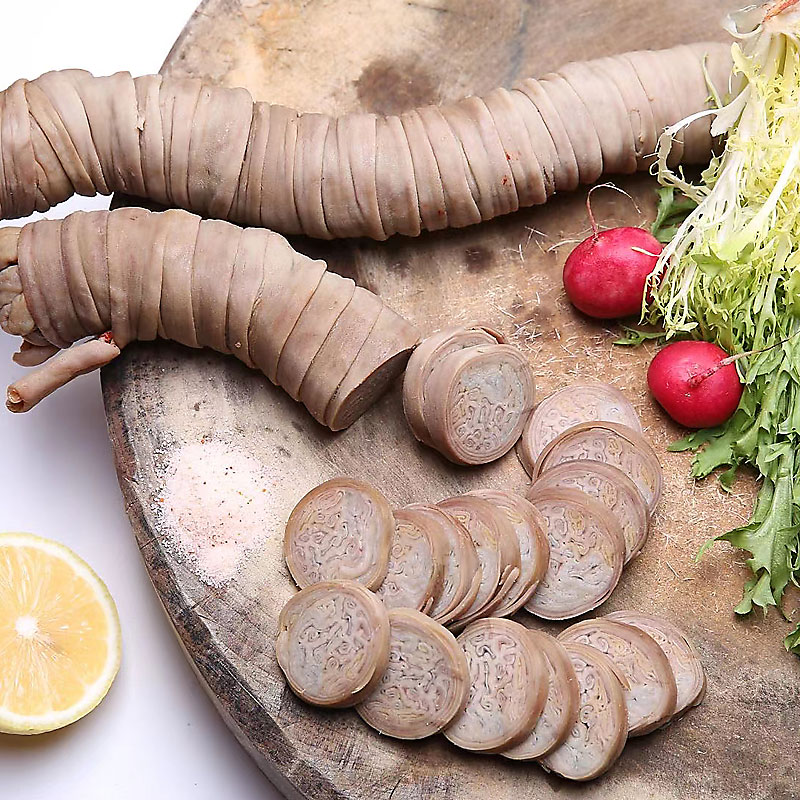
xmin=502 ymin=631 xmax=579 ymax=761
xmin=284 ymin=478 xmax=394 ymax=590
xmin=438 ymin=495 xmax=520 ymax=626
xmin=356 ymin=608 xmax=469 ymax=739
xmin=402 ymin=324 xmax=504 ymax=446
xmin=558 ymin=618 xmax=677 ymax=736
xmin=423 ymin=344 xmax=536 ymax=466
xmin=518 ymin=382 xmax=642 ymax=474
xmin=533 ymin=421 xmax=663 ymax=514
xmin=276 ymin=580 xmax=391 ymax=708
xmin=467 ymin=489 xmax=549 ymax=617
xmin=444 ymin=618 xmax=548 ymax=752
xmin=605 ymin=610 xmax=705 ymax=718
xmin=375 ymin=507 xmax=446 ymax=612
xmin=525 ymin=487 xmax=625 ymax=620
xmin=530 ymin=460 xmax=649 ymax=563
xmin=539 ymin=642 xmax=628 ymax=781
xmin=405 ymin=504 xmax=482 ymax=626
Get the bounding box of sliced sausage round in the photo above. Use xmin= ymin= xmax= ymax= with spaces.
xmin=356 ymin=608 xmax=469 ymax=739
xmin=605 ymin=610 xmax=705 ymax=718
xmin=404 ymin=503 xmax=482 ymax=625
xmin=284 ymin=478 xmax=394 ymax=589
xmin=539 ymin=642 xmax=628 ymax=781
xmin=444 ymin=618 xmax=549 ymax=752
xmin=375 ymin=507 xmax=446 ymax=612
xmin=423 ymin=344 xmax=536 ymax=465
xmin=558 ymin=618 xmax=677 ymax=736
xmin=276 ymin=580 xmax=390 ymax=708
xmin=529 ymin=460 xmax=649 ymax=563
xmin=467 ymin=489 xmax=550 ymax=617
xmin=502 ymin=631 xmax=579 ymax=761
xmin=518 ymin=382 xmax=642 ymax=475
xmin=533 ymin=421 xmax=663 ymax=514
xmin=525 ymin=487 xmax=625 ymax=620
xmin=438 ymin=495 xmax=521 ymax=626
xmin=403 ymin=324 xmax=504 ymax=446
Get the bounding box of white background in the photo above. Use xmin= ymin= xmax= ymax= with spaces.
xmin=0 ymin=3 xmax=281 ymax=798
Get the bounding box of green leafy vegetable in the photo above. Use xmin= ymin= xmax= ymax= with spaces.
xmin=786 ymin=624 xmax=800 ymax=654
xmin=613 ymin=325 xmax=667 ymax=347
xmin=651 ymin=187 xmax=698 ymax=244
xmin=646 ymin=1 xmax=800 ymax=652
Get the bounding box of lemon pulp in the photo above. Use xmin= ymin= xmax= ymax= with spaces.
xmin=0 ymin=532 xmax=121 ymax=734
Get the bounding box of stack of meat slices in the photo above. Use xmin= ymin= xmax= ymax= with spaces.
xmin=283 ymin=478 xmax=550 ymax=630
xmin=284 ymin=380 xmax=660 ymax=627
xmin=522 ymin=382 xmax=663 ymax=620
xmin=278 ymin=412 xmax=702 ymax=782
xmin=276 ymin=579 xmax=471 ymax=739
xmin=276 ymin=579 xmax=705 ymax=781
xmin=402 ymin=326 xmax=536 ymax=465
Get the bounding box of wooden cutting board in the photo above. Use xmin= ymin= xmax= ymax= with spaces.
xmin=101 ymin=1 xmax=800 ymax=798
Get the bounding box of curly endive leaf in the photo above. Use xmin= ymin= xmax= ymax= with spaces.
xmin=647 ymin=3 xmax=800 ymax=653
xmin=613 ymin=326 xmax=666 ymax=347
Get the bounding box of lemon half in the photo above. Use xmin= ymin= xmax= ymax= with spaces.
xmin=0 ymin=532 xmax=122 ymax=734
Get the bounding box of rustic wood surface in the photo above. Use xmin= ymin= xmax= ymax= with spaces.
xmin=102 ymin=1 xmax=800 ymax=798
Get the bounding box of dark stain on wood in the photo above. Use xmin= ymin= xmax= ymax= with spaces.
xmin=520 ymin=298 xmax=557 ymax=326
xmin=356 ymin=58 xmax=439 ymax=114
xmin=464 ymin=245 xmax=494 ymax=272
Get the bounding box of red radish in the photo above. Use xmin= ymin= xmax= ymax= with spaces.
xmin=563 ymin=226 xmax=663 ymax=319
xmin=647 ymin=341 xmax=743 ymax=429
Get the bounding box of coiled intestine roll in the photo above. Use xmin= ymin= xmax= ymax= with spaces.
xmin=0 ymin=43 xmax=731 ymax=239
xmin=0 ymin=208 xmax=418 ymax=424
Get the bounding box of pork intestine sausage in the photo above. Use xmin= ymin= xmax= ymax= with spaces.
xmin=605 ymin=610 xmax=706 ymax=718
xmin=404 ymin=503 xmax=483 ymax=626
xmin=422 ymin=344 xmax=536 ymax=466
xmin=525 ymin=487 xmax=626 ymax=620
xmin=284 ymin=478 xmax=394 ymax=590
xmin=0 ymin=44 xmax=731 ymax=238
xmin=502 ymin=631 xmax=580 ymax=761
xmin=539 ymin=642 xmax=628 ymax=781
xmin=530 ymin=460 xmax=649 ymax=563
xmin=375 ymin=507 xmax=446 ymax=613
xmin=466 ymin=489 xmax=549 ymax=618
xmin=402 ymin=325 xmax=504 ymax=447
xmin=533 ymin=422 xmax=663 ymax=515
xmin=0 ymin=208 xmax=418 ymax=422
xmin=444 ymin=618 xmax=549 ymax=753
xmin=518 ymin=382 xmax=642 ymax=474
xmin=437 ymin=496 xmax=521 ymax=627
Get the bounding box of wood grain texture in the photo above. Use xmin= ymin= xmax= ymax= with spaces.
xmin=102 ymin=1 xmax=800 ymax=798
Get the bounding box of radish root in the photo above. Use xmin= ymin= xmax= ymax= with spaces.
xmin=686 ymin=332 xmax=800 ymax=388
xmin=0 ymin=44 xmax=732 ymax=240
xmin=584 ymin=183 xmax=641 ymax=240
